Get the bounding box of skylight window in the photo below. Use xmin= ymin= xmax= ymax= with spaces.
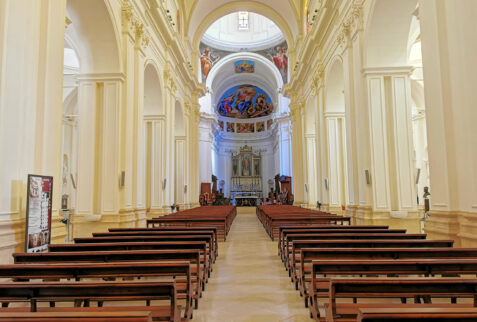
xmin=238 ymin=12 xmax=249 ymax=30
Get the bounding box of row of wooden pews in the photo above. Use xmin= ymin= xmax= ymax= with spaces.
xmin=258 ymin=205 xmax=477 ymax=322
xmin=0 ymin=205 xmax=236 ymax=321
xmin=256 ymin=205 xmax=351 ymax=240
xmin=147 ymin=206 xmax=237 ymax=242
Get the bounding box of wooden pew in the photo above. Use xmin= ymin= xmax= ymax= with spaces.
xmin=326 ymin=278 xmax=477 ymax=322
xmin=49 ymin=241 xmax=212 ymax=275
xmin=310 ymin=260 xmax=477 ymax=320
xmin=299 ymin=248 xmax=477 ymax=307
xmin=108 ymin=227 xmax=219 ymax=260
xmin=278 ymin=226 xmax=393 ymax=257
xmin=357 ymin=307 xmax=477 ymax=322
xmin=90 ymin=231 xmax=217 ymax=263
xmin=285 ymin=234 xmax=430 ymax=275
xmin=0 ymin=311 xmax=153 ymax=321
xmin=279 ymin=229 xmax=408 ymax=261
xmin=147 ymin=218 xmax=229 ymax=242
xmin=148 ymin=206 xmax=236 ymax=241
xmin=255 ymin=205 xmax=351 ymax=239
xmin=0 ymin=262 xmax=193 ymax=319
xmin=49 ymin=241 xmax=213 ymax=277
xmin=266 ymin=216 xmax=352 ymax=240
xmin=73 ymin=235 xmax=214 ymax=276
xmin=286 ymin=239 xmax=454 ymax=297
xmin=0 ymin=281 xmax=180 ymax=322
xmin=12 ymin=250 xmax=204 ymax=308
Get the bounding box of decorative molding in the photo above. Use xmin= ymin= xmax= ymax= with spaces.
xmin=76 ymin=73 xmax=125 ymax=82
xmin=363 ymin=66 xmax=414 ymax=76
xmin=65 ymin=17 xmax=72 ymax=30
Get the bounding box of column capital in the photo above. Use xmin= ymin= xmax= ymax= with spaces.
xmin=65 ymin=16 xmax=72 ymax=30
xmin=135 ymin=23 xmax=150 ymax=52
xmin=164 ymin=69 xmax=177 ymax=95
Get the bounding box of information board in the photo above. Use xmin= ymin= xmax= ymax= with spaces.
xmin=25 ymin=174 xmax=53 ymax=253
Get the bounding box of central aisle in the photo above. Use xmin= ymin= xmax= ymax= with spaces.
xmin=194 ymin=208 xmax=313 ymax=322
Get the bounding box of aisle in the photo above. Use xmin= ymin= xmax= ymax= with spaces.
xmin=194 ymin=208 xmax=312 ymax=322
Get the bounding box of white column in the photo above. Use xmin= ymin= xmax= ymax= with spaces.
xmin=278 ymin=117 xmax=292 ymax=177
xmin=98 ymin=80 xmax=122 ymax=216
xmin=75 ymin=80 xmax=97 ymax=217
xmin=305 ymin=135 xmax=318 ymax=207
xmin=198 ymin=114 xmax=215 ymax=185
xmin=133 ymin=28 xmax=149 ymax=215
xmin=341 ymin=45 xmax=359 ymax=214
xmin=365 ymin=68 xmax=418 ymax=217
xmin=290 ymin=101 xmax=305 ymax=205
xmin=75 ymin=75 xmax=123 ymax=219
xmin=145 ymin=117 xmax=165 ymax=213
xmin=119 ymin=6 xmax=136 ymax=213
xmin=175 ymin=137 xmax=186 ymax=205
xmin=325 ymin=115 xmax=345 ymax=211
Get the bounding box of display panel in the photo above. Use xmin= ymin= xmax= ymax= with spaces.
xmin=25 ymin=174 xmax=53 ymax=253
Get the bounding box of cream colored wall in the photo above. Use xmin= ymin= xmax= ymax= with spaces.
xmin=287 ymin=0 xmax=477 ymax=244
xmin=0 ymin=0 xmax=67 ymax=262
xmin=419 ymin=0 xmax=477 ymax=246
xmin=0 ymin=0 xmax=202 ymax=258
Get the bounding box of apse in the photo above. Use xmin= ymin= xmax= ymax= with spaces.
xmin=198 ymin=12 xmax=292 ymax=206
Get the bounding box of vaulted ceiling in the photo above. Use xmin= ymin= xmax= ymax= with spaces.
xmin=184 ymin=0 xmax=302 ymax=48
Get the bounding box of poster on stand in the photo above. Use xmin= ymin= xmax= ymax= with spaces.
xmin=25 ymin=174 xmax=53 ymax=253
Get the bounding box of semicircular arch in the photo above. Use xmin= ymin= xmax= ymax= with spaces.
xmin=192 ymin=2 xmax=295 ymax=59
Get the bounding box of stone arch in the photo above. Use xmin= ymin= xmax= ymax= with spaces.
xmin=66 ymin=0 xmax=121 ymax=73
xmin=324 ymin=56 xmax=345 ymax=114
xmin=144 ymin=63 xmax=164 ymax=116
xmin=364 ymin=0 xmax=418 ymax=67
xmin=191 ymin=1 xmax=296 ymax=54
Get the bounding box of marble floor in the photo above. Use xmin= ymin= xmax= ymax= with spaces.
xmin=193 ymin=208 xmax=313 ymax=322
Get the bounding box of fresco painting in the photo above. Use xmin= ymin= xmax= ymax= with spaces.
xmin=217 ymin=85 xmax=273 ymax=119
xmin=235 ymin=60 xmax=255 ymax=73
xmin=199 ymin=40 xmax=288 ymax=83
xmin=256 ymin=121 xmax=265 ymax=132
xmin=226 ymin=122 xmax=235 ymax=133
xmin=237 ymin=123 xmax=255 ymax=133
xmin=267 ymin=119 xmax=273 ymax=130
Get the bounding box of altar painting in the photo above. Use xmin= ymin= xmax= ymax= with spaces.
xmin=217 ymin=85 xmax=273 ymax=119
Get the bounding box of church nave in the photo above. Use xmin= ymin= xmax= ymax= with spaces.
xmin=194 ymin=208 xmax=312 ymax=322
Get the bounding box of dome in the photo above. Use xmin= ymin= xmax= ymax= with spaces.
xmin=202 ymin=12 xmax=285 ymax=51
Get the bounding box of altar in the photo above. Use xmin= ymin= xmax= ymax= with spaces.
xmin=230 ymin=145 xmax=263 ymax=206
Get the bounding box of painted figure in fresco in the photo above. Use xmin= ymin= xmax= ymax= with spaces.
xmin=236 ymin=86 xmax=257 ymax=116
xmin=218 ymin=93 xmax=236 ymax=115
xmin=201 ymin=47 xmax=219 ymax=80
xmin=271 ymin=46 xmax=288 ymax=80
